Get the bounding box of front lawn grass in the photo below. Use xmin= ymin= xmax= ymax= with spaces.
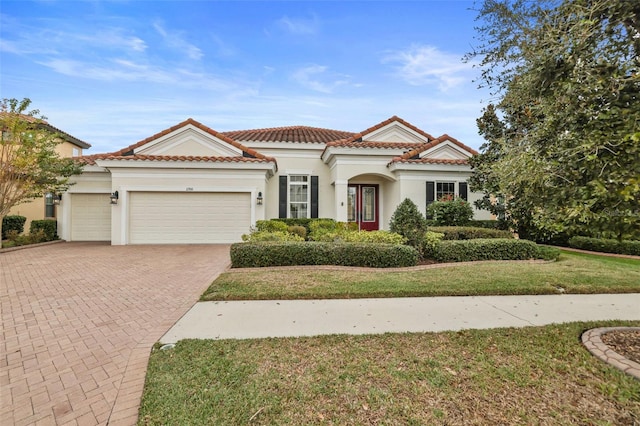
xmin=139 ymin=321 xmax=640 ymax=425
xmin=201 ymin=251 xmax=640 ymax=301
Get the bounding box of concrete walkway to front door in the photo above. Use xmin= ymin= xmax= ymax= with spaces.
xmin=0 ymin=242 xmax=230 ymax=426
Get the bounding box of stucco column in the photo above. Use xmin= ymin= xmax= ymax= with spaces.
xmin=334 ymin=180 xmax=348 ymax=222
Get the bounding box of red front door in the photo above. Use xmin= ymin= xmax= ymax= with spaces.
xmin=347 ymin=184 xmax=379 ymax=231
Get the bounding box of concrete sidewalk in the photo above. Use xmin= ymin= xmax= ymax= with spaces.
xmin=162 ymin=293 xmax=640 ymax=343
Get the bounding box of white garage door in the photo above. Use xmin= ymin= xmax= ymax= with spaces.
xmin=129 ymin=192 xmax=251 ymax=244
xmin=70 ymin=194 xmax=112 ymax=241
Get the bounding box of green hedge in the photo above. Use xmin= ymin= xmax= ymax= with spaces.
xmin=428 ymin=226 xmax=513 ymax=240
xmin=433 ymin=239 xmax=539 ymax=262
xmin=255 ymin=220 xmax=289 ymax=233
xmin=2 ymin=215 xmax=26 ymax=239
xmin=569 ymin=236 xmax=640 ymax=256
xmin=467 ymin=220 xmax=509 ymax=230
xmin=231 ymin=242 xmax=418 ymax=268
xmin=241 ymin=231 xmax=305 ymax=242
xmin=30 ymin=219 xmax=57 ymax=241
xmin=273 ymin=218 xmax=336 ymax=237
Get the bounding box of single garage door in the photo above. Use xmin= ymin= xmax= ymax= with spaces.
xmin=129 ymin=192 xmax=251 ymax=244
xmin=70 ymin=194 xmax=112 ymax=241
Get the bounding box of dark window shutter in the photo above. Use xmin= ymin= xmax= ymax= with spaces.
xmin=459 ymin=182 xmax=468 ymax=201
xmin=310 ymin=176 xmax=319 ymax=218
xmin=426 ymin=181 xmax=435 ymax=218
xmin=279 ymin=176 xmax=288 ymax=218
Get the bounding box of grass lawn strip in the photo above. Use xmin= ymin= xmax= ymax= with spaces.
xmin=202 ymin=251 xmax=640 ymax=301
xmin=139 ymin=321 xmax=640 ymax=425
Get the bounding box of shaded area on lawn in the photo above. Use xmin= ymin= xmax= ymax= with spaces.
xmin=139 ymin=321 xmax=640 ymax=425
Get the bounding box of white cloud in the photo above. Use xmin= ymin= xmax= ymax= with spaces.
xmin=291 ymin=64 xmax=350 ymax=94
xmin=276 ymin=15 xmax=319 ymax=35
xmin=383 ymin=45 xmax=476 ymax=91
xmin=153 ymin=21 xmax=203 ymax=60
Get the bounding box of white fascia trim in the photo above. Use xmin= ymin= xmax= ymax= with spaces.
xmin=321 ymin=147 xmax=407 ymax=163
xmin=80 ymin=165 xmax=109 ymax=172
xmin=108 ymin=171 xmax=269 ymax=180
xmin=388 ymin=162 xmax=471 ymax=173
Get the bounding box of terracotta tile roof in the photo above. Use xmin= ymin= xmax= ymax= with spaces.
xmin=222 ymin=125 xmax=355 ymax=144
xmin=113 ymin=118 xmax=272 ymax=160
xmin=389 ymin=134 xmax=478 ymax=166
xmin=326 ymin=140 xmax=428 ymax=149
xmin=77 ymin=118 xmax=276 ymax=166
xmin=333 ymin=115 xmax=436 ymax=146
xmin=0 ymin=112 xmax=91 ymax=149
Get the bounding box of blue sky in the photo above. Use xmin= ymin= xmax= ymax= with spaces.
xmin=1 ymin=0 xmax=493 ymax=153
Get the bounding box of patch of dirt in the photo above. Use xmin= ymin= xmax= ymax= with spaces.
xmin=601 ymin=329 xmax=640 ymax=364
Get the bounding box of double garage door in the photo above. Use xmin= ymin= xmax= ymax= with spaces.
xmin=129 ymin=192 xmax=250 ymax=244
xmin=71 ymin=192 xmax=250 ymax=244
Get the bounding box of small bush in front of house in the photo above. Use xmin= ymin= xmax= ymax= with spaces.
xmin=428 ymin=226 xmax=514 ymax=240
xmin=389 ymin=198 xmax=428 ymax=256
xmin=287 ymin=225 xmax=307 ymax=240
xmin=2 ymin=229 xmax=49 ymax=248
xmin=241 ymin=231 xmax=305 ymax=243
xmin=30 ymin=219 xmax=57 ymax=241
xmin=426 ymin=195 xmax=474 ymax=226
xmin=2 ymin=215 xmax=26 ymax=239
xmin=422 ymin=231 xmax=445 ymax=259
xmin=433 ymin=239 xmax=539 ymax=263
xmin=569 ymin=236 xmax=640 ymax=256
xmin=338 ymin=230 xmax=406 ymax=245
xmin=274 ymin=218 xmax=336 ymax=237
xmin=255 ymin=220 xmax=289 ymax=233
xmin=309 ymin=220 xmax=357 ymax=241
xmin=230 ymin=242 xmax=418 ymax=268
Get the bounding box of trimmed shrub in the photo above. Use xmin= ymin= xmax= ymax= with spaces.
xmin=241 ymin=231 xmax=304 ymax=242
xmin=428 ymin=226 xmax=514 ymax=240
xmin=230 ymin=242 xmax=418 ymax=268
xmin=2 ymin=229 xmax=49 ymax=248
xmin=274 ymin=218 xmax=336 ymax=237
xmin=536 ymin=245 xmax=561 ymax=261
xmin=2 ymin=215 xmax=26 ymax=239
xmin=422 ymin=231 xmax=445 ymax=259
xmin=339 ymin=230 xmax=406 ymax=244
xmin=389 ymin=198 xmax=428 ymax=256
xmin=426 ymin=196 xmax=473 ymax=226
xmin=287 ymin=225 xmax=307 ymax=240
xmin=467 ymin=219 xmax=510 ymax=230
xmin=433 ymin=239 xmax=539 ymax=262
xmin=309 ymin=220 xmax=356 ymax=241
xmin=569 ymin=236 xmax=640 ymax=256
xmin=255 ymin=220 xmax=289 ymax=233
xmin=30 ymin=219 xmax=57 ymax=241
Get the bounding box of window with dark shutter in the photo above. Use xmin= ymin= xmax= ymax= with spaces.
xmin=426 ymin=181 xmax=435 ymax=218
xmin=278 ymin=176 xmax=288 ymax=218
xmin=311 ymin=176 xmax=318 ymax=218
xmin=459 ymin=182 xmax=468 ymax=201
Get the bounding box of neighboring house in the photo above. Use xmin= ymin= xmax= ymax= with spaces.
xmin=59 ymin=116 xmax=491 ymax=245
xmin=4 ymin=115 xmax=91 ymax=232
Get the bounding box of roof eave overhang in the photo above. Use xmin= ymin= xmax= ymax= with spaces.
xmin=95 ymin=158 xmax=277 ymax=175
xmin=388 ymin=162 xmax=471 ymax=173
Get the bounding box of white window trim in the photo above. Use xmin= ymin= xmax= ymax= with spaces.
xmin=288 ymin=174 xmax=311 ymax=219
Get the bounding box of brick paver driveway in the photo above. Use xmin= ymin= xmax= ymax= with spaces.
xmin=1 ymin=242 xmax=230 ymax=425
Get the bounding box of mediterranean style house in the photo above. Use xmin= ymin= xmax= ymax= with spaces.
xmin=5 ymin=116 xmax=91 ymax=232
xmin=59 ymin=116 xmax=491 ymax=244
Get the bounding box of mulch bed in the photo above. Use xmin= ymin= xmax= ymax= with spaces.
xmin=601 ymin=329 xmax=640 ymax=364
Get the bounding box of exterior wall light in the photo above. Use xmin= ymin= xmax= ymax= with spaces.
xmin=257 ymin=192 xmax=263 ymax=205
xmin=110 ymin=191 xmax=119 ymax=205
xmin=53 ymin=194 xmax=62 ymax=205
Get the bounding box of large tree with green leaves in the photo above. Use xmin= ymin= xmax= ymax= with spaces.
xmin=0 ymin=98 xmax=83 ymax=219
xmin=467 ymin=0 xmax=640 ymax=241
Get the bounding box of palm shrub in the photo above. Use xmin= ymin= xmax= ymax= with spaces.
xmin=427 ymin=195 xmax=473 ymax=226
xmin=389 ymin=198 xmax=428 ymax=257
